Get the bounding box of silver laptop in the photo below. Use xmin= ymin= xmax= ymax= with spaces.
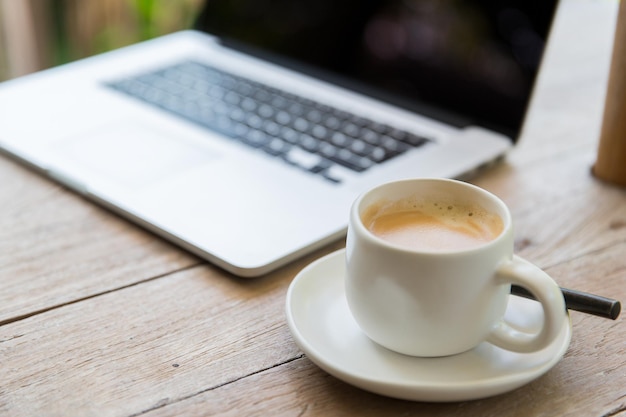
xmin=0 ymin=0 xmax=558 ymax=276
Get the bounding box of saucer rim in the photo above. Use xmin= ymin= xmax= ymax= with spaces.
xmin=285 ymin=249 xmax=572 ymax=402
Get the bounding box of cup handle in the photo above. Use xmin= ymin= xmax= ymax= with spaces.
xmin=487 ymin=255 xmax=566 ymax=353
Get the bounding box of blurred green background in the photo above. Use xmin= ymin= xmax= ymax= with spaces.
xmin=0 ymin=0 xmax=204 ymax=81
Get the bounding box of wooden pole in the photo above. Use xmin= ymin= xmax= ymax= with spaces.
xmin=594 ymin=0 xmax=626 ymax=186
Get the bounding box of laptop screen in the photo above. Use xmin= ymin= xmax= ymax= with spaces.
xmin=195 ymin=0 xmax=558 ymax=140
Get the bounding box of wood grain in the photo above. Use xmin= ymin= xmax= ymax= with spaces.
xmin=0 ymin=156 xmax=201 ymax=325
xmin=0 ymin=265 xmax=292 ymax=415
xmin=0 ymin=1 xmax=624 ymax=416
xmin=134 ymin=243 xmax=626 ymax=417
xmin=0 ymin=239 xmax=342 ymax=416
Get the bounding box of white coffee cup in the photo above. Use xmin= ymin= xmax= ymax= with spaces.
xmin=345 ymin=178 xmax=566 ymax=357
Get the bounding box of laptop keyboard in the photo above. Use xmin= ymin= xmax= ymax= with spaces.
xmin=106 ymin=61 xmax=432 ymax=183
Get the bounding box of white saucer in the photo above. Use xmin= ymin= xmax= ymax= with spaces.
xmin=285 ymin=249 xmax=572 ymax=402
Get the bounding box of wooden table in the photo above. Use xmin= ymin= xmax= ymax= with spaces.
xmin=1 ymin=1 xmax=624 ymax=415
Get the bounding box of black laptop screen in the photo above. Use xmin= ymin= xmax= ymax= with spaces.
xmin=195 ymin=0 xmax=558 ymax=140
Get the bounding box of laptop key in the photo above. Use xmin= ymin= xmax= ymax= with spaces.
xmin=299 ymin=134 xmax=321 ymax=153
xmin=369 ymin=147 xmax=387 ymax=162
xmin=262 ymin=120 xmax=282 ymax=136
xmin=309 ymin=159 xmax=333 ymax=174
xmin=241 ymin=130 xmax=270 ymax=148
xmin=263 ymin=138 xmax=292 ymax=156
xmin=349 ymin=139 xmax=374 ymax=156
xmin=327 ymin=151 xmax=374 ymax=172
xmin=401 ymin=133 xmax=431 ymax=147
xmin=275 ymin=110 xmax=292 ymax=125
xmin=329 ymin=132 xmax=350 ymax=147
xmin=284 ymin=147 xmax=323 ymax=170
xmin=280 ymin=127 xmax=300 ymax=144
xmin=341 ymin=122 xmax=361 ymax=138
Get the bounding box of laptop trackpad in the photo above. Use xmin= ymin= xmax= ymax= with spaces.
xmin=53 ymin=122 xmax=215 ymax=189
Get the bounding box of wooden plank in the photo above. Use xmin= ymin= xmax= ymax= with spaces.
xmin=1 ymin=175 xmax=622 ymax=417
xmin=0 ymin=156 xmax=200 ymax=324
xmin=474 ymin=149 xmax=626 ymax=270
xmin=141 ymin=356 xmax=625 ymax=417
xmin=0 ymin=240 xmax=342 ymax=417
xmin=132 ymin=243 xmax=626 ymax=417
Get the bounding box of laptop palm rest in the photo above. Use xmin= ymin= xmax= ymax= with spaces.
xmin=52 ymin=122 xmax=215 ymax=190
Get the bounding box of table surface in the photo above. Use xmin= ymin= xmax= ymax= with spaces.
xmin=1 ymin=1 xmax=625 ymax=416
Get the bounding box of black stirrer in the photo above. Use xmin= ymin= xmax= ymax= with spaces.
xmin=511 ymin=285 xmax=621 ymax=320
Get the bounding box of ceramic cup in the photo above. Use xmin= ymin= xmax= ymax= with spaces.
xmin=345 ymin=178 xmax=566 ymax=357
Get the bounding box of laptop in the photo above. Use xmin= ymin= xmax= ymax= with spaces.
xmin=0 ymin=0 xmax=558 ymax=276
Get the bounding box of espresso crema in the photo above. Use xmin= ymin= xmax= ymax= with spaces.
xmin=362 ymin=198 xmax=504 ymax=251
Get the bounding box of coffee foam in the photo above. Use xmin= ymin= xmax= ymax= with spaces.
xmin=361 ymin=197 xmax=504 ymax=251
